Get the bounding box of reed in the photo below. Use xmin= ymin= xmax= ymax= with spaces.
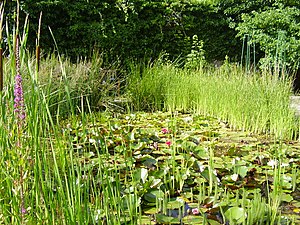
xmin=127 ymin=60 xmax=297 ymax=140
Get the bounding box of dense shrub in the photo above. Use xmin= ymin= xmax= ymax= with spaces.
xmin=7 ymin=0 xmax=239 ymax=63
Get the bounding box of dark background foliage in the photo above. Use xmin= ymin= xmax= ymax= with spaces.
xmin=3 ymin=0 xmax=300 ymax=68
xmin=7 ymin=0 xmax=239 ymax=63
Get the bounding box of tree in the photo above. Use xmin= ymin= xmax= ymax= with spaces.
xmin=4 ymin=0 xmax=240 ymax=63
xmin=236 ymin=4 xmax=300 ymax=70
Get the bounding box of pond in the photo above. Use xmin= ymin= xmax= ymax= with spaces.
xmin=63 ymin=111 xmax=300 ymax=224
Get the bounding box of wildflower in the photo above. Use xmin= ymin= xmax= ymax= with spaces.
xmin=161 ymin=128 xmax=169 ymax=134
xmin=231 ymin=174 xmax=239 ymax=182
xmin=166 ymin=140 xmax=171 ymax=147
xmin=14 ymin=35 xmax=26 ymax=124
xmin=182 ymin=116 xmax=193 ymax=123
xmin=14 ymin=34 xmax=27 ymax=221
xmin=267 ymin=159 xmax=277 ymax=168
xmin=14 ymin=75 xmax=25 ymax=121
xmin=176 ymin=197 xmax=185 ymax=204
xmin=21 ymin=207 xmax=27 ymax=215
xmin=192 ymin=208 xmax=200 ymax=215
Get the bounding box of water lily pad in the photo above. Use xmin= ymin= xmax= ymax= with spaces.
xmin=224 ymin=207 xmax=246 ymax=224
xmin=143 ymin=207 xmax=159 ymax=214
xmin=133 ymin=168 xmax=148 ymax=183
xmin=144 ymin=190 xmax=164 ymax=203
xmin=155 ymin=214 xmax=180 ymax=224
xmin=138 ymin=215 xmax=155 ymax=225
xmin=181 ymin=215 xmax=204 ymax=224
xmin=281 ymin=193 xmax=293 ymax=203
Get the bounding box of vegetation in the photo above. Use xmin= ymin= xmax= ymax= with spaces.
xmin=127 ymin=60 xmax=296 ymax=139
xmin=0 ymin=1 xmax=300 ymax=225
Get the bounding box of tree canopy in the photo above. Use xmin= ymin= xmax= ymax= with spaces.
xmin=2 ymin=0 xmax=300 ymax=69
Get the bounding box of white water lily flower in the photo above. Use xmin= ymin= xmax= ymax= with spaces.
xmin=283 ymin=175 xmax=292 ymax=182
xmin=89 ymin=138 xmax=96 ymax=144
xmin=231 ymin=174 xmax=239 ymax=182
xmin=176 ymin=197 xmax=185 ymax=204
xmin=267 ymin=159 xmax=277 ymax=168
xmin=182 ymin=117 xmax=193 ymax=123
xmin=213 ymin=170 xmax=218 ymax=176
xmin=197 ymin=162 xmax=205 ymax=172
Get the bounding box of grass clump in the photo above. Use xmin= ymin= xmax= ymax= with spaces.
xmin=127 ymin=60 xmax=297 ymax=140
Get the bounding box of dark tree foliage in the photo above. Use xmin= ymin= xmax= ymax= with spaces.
xmin=3 ymin=1 xmax=240 ymax=63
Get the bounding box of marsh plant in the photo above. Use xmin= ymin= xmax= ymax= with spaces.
xmin=128 ymin=60 xmax=297 ymax=140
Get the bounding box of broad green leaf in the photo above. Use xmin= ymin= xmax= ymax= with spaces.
xmin=144 ymin=190 xmax=164 ymax=203
xmin=224 ymin=207 xmax=246 ymax=224
xmin=281 ymin=193 xmax=293 ymax=203
xmin=156 ymin=214 xmax=180 ymax=224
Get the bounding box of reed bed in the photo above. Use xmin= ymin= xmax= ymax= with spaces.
xmin=128 ymin=62 xmax=298 ymax=140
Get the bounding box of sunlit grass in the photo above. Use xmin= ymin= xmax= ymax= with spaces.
xmin=128 ymin=61 xmax=298 ymax=140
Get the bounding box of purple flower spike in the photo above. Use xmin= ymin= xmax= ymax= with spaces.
xmin=21 ymin=207 xmax=27 ymax=215
xmin=14 ymin=36 xmax=26 ymax=123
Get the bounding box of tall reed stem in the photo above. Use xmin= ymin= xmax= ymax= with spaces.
xmin=0 ymin=48 xmax=3 ymax=92
xmin=36 ymin=12 xmax=42 ymax=74
xmin=0 ymin=1 xmax=4 ymax=92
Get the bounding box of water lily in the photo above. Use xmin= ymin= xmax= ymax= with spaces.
xmin=166 ymin=140 xmax=171 ymax=147
xmin=162 ymin=128 xmax=169 ymax=134
xmin=192 ymin=208 xmax=200 ymax=215
xmin=267 ymin=159 xmax=277 ymax=168
xmin=231 ymin=174 xmax=239 ymax=182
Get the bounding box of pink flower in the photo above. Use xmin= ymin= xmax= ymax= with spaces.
xmin=162 ymin=128 xmax=169 ymax=134
xmin=166 ymin=141 xmax=171 ymax=147
xmin=192 ymin=208 xmax=200 ymax=215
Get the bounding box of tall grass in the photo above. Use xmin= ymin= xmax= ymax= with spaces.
xmin=0 ymin=11 xmax=129 ymax=224
xmin=127 ymin=61 xmax=298 ymax=140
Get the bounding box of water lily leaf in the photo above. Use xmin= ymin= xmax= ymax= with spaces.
xmin=143 ymin=207 xmax=159 ymax=214
xmin=200 ymin=167 xmax=218 ymax=182
xmin=181 ymin=141 xmax=197 ymax=151
xmin=207 ymin=219 xmax=222 ymax=225
xmin=142 ymin=157 xmax=157 ymax=169
xmin=281 ymin=193 xmax=293 ymax=203
xmin=237 ymin=165 xmax=249 ymax=178
xmin=201 ymin=131 xmax=220 ymax=138
xmin=144 ymin=190 xmax=164 ymax=203
xmin=138 ymin=215 xmax=155 ymax=225
xmin=182 ymin=215 xmax=204 ymax=224
xmin=292 ymin=202 xmax=300 ymax=208
xmin=134 ymin=168 xmax=148 ymax=183
xmin=193 ymin=146 xmax=209 ymax=159
xmin=156 ymin=214 xmax=180 ymax=224
xmin=224 ymin=207 xmax=246 ymax=224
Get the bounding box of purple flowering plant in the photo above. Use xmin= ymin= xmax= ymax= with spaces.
xmin=14 ymin=34 xmax=27 ymax=217
xmin=14 ymin=35 xmax=26 ymax=127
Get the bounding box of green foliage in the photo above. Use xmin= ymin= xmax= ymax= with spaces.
xmin=7 ymin=0 xmax=238 ymax=62
xmin=127 ymin=61 xmax=296 ymax=139
xmin=237 ymin=5 xmax=300 ymax=69
xmin=185 ymin=35 xmax=206 ymax=70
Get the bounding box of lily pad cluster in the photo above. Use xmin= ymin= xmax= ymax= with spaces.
xmin=60 ymin=112 xmax=300 ymax=224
